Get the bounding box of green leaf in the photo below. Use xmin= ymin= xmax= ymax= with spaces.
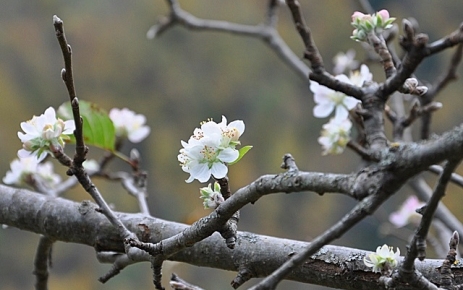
xmin=228 ymin=145 xmax=252 ymax=166
xmin=57 ymin=100 xmax=116 ymax=151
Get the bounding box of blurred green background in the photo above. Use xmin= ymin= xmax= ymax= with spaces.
xmin=1 ymin=1 xmax=463 ymax=289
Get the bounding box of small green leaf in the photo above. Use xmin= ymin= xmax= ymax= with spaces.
xmin=228 ymin=145 xmax=252 ymax=166
xmin=57 ymin=101 xmax=116 ymax=151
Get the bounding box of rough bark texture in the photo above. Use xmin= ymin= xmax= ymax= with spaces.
xmin=1 ymin=184 xmax=462 ymax=289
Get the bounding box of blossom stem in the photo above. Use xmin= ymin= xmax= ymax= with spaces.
xmin=367 ymin=33 xmax=396 ymax=79
xmin=216 ymin=177 xmax=231 ymax=200
xmin=112 ymin=150 xmax=131 ymax=164
xmin=215 ymin=176 xmax=239 ymax=249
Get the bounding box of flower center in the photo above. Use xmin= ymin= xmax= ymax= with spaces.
xmin=200 ymin=145 xmax=218 ymax=163
xmin=222 ymin=127 xmax=239 ymax=142
xmin=330 ymin=92 xmax=345 ymax=105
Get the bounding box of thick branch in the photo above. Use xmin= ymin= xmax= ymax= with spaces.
xmin=1 ymin=185 xmax=462 ymax=290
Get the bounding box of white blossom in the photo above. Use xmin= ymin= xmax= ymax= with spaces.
xmin=310 ymin=75 xmax=360 ymax=121
xmin=109 ymin=108 xmax=150 ymax=143
xmin=333 ymin=49 xmax=359 ymax=75
xmin=318 ymin=118 xmax=352 ymax=155
xmin=310 ymin=65 xmax=371 ymax=121
xmin=364 ymin=244 xmax=400 ymax=273
xmin=310 ymin=65 xmax=373 ymax=119
xmin=17 ymin=107 xmax=75 ymax=162
xmin=349 ymin=64 xmax=372 ymax=87
xmin=178 ymin=116 xmax=244 ymax=183
xmin=3 ymin=157 xmax=61 ymax=188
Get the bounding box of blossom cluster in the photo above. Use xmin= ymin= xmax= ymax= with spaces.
xmin=351 ymin=9 xmax=396 ymax=42
xmin=332 ymin=49 xmax=359 ymax=75
xmin=3 ymin=157 xmax=61 ymax=188
xmin=363 ymin=244 xmax=400 ymax=274
xmin=3 ymin=157 xmax=99 ymax=190
xmin=109 ymin=108 xmax=150 ymax=143
xmin=17 ymin=107 xmax=75 ymax=162
xmin=4 ymin=106 xmax=149 ymax=190
xmin=311 ymin=53 xmax=372 ymax=155
xmin=318 ymin=118 xmax=352 ymax=155
xmin=178 ymin=116 xmax=245 ymax=183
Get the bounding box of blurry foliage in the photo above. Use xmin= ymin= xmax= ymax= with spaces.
xmin=0 ymin=1 xmax=463 ymax=289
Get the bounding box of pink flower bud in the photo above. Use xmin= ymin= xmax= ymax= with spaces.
xmin=351 ymin=11 xmax=366 ymax=21
xmin=377 ymin=9 xmax=390 ymax=21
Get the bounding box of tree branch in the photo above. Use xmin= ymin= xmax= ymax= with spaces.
xmin=147 ymin=0 xmax=309 ymax=79
xmin=1 ymin=185 xmax=463 ymax=290
xmin=33 ymin=236 xmax=54 ymax=290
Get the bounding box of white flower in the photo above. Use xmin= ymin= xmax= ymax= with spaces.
xmin=202 ymin=115 xmax=245 ymax=149
xmin=109 ymin=108 xmax=150 ymax=143
xmin=178 ymin=116 xmax=244 ymax=183
xmin=3 ymin=157 xmax=61 ymax=188
xmin=349 ymin=64 xmax=372 ymax=87
xmin=3 ymin=157 xmax=39 ymax=185
xmin=17 ymin=107 xmax=75 ymax=162
xmin=389 ymin=196 xmax=425 ymax=228
xmin=333 ymin=49 xmax=359 ymax=75
xmin=178 ymin=136 xmax=238 ymax=183
xmin=364 ymin=244 xmax=400 ymax=273
xmin=310 ymin=75 xmax=360 ymax=121
xmin=199 ymin=182 xmax=224 ymax=209
xmin=310 ymin=65 xmax=372 ymax=121
xmin=318 ymin=118 xmax=352 ymax=155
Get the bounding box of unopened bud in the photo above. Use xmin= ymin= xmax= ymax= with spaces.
xmin=130 ymin=148 xmax=140 ymax=162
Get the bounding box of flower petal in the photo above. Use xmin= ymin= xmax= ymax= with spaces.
xmin=210 ymin=162 xmax=228 ymax=179
xmin=218 ymin=148 xmax=239 ymax=163
xmin=228 ymin=120 xmax=245 ymax=135
xmin=190 ymin=163 xmax=211 ymax=183
xmin=128 ymin=126 xmax=150 ymax=143
xmin=313 ymin=103 xmax=334 ymax=118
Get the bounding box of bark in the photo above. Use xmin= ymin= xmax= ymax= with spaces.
xmin=1 ymin=184 xmax=462 ymax=290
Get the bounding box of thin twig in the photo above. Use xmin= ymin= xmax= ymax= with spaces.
xmin=429 ymin=164 xmax=463 ymax=188
xmin=286 ymin=0 xmax=364 ymax=101
xmin=409 ymin=177 xmax=463 ymax=246
xmin=53 ymin=15 xmax=136 ymax=242
xmin=216 ymin=176 xmax=239 ymax=249
xmin=33 ymin=236 xmax=54 ymax=290
xmin=401 ymin=159 xmax=461 ymax=274
xmin=367 ymin=33 xmax=396 ymax=79
xmin=439 ymin=231 xmax=459 ymax=288
xmin=285 ymin=0 xmax=324 ymax=74
xmin=170 ymin=273 xmax=204 ymax=290
xmin=97 ymin=249 xmax=149 ymax=283
xmin=249 ymin=191 xmax=390 ymax=290
xmin=421 ymin=43 xmax=463 ymax=140
xmin=148 ymin=0 xmax=309 ymax=79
